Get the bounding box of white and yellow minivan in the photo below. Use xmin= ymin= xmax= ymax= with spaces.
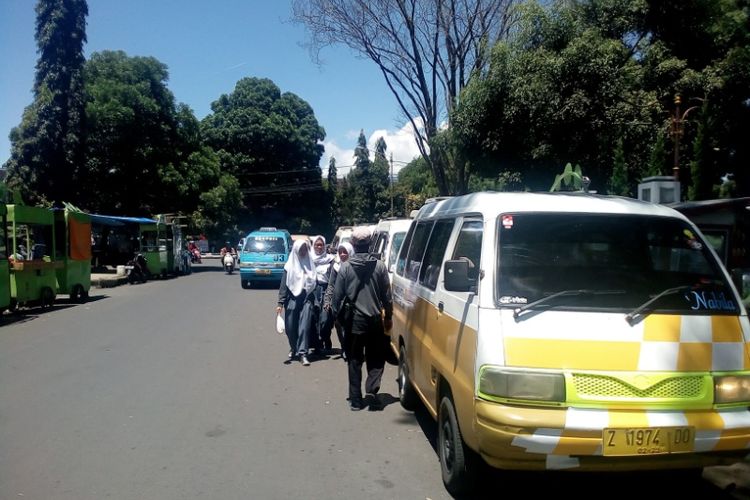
xmin=391 ymin=192 xmax=750 ymax=494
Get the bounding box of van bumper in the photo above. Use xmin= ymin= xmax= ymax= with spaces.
xmin=239 ymin=269 xmax=283 ymax=281
xmin=474 ymin=400 xmax=750 ymax=471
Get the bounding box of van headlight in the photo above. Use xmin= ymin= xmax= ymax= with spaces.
xmin=479 ymin=367 xmax=565 ymax=402
xmin=714 ymin=375 xmax=750 ymax=404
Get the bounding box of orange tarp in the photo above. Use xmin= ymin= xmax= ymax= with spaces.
xmin=69 ymin=218 xmax=92 ymax=260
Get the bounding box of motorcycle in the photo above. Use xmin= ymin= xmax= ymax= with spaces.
xmin=190 ymin=248 xmax=202 ymax=264
xmin=223 ymin=252 xmax=236 ymax=274
xmin=125 ymin=252 xmax=149 ymax=284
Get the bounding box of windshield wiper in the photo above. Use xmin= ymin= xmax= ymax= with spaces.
xmin=624 ymin=286 xmax=691 ymax=326
xmin=513 ymin=289 xmax=625 ymax=321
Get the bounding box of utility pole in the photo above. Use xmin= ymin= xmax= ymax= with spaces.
xmin=670 ymin=94 xmax=699 ymax=183
xmin=390 ymin=153 xmax=394 ymax=216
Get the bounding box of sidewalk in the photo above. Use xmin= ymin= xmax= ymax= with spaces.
xmin=90 ymin=266 xmax=129 ymax=288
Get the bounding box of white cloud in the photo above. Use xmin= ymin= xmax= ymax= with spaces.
xmin=321 ymin=118 xmax=424 ymax=178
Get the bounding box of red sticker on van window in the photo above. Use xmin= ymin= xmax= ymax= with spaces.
xmin=502 ymin=215 xmax=514 ymax=228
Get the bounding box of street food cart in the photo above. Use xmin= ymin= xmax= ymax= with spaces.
xmin=0 ymin=204 xmax=11 ymax=313
xmin=54 ymin=207 xmax=92 ymax=302
xmin=140 ymin=219 xmax=168 ymax=278
xmin=7 ymin=204 xmax=59 ymax=310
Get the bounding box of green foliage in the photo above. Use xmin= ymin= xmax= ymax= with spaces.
xmin=608 ymin=139 xmax=630 ymax=196
xmin=78 ymin=50 xmax=212 ymax=217
xmin=335 ymin=131 xmax=391 ymax=223
xmin=550 ymin=163 xmax=587 ymax=192
xmin=688 ymin=103 xmax=715 ymax=200
xmin=201 ymin=77 xmax=329 ymax=234
xmin=390 ymin=156 xmax=439 ymax=216
xmin=645 ymin=130 xmax=668 ymax=177
xmin=4 ymin=0 xmax=88 ymax=206
xmin=451 ymin=0 xmax=750 ymax=196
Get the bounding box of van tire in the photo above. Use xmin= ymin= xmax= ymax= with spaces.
xmin=398 ymin=345 xmax=418 ymax=410
xmin=241 ymin=279 xmax=250 ymax=289
xmin=439 ymin=395 xmax=477 ymax=496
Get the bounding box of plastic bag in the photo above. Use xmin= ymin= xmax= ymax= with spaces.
xmin=275 ymin=312 xmax=286 ymax=335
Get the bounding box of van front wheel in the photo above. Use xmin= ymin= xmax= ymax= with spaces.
xmin=398 ymin=345 xmax=418 ymax=410
xmin=438 ymin=395 xmax=477 ymax=496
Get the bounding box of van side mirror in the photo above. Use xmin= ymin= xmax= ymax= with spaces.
xmin=444 ymin=259 xmax=471 ymax=292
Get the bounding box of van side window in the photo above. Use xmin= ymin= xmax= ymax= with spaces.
xmin=388 ymin=232 xmax=406 ymax=271
xmin=419 ymin=219 xmax=454 ymax=290
xmin=404 ymin=221 xmax=434 ymax=281
xmin=451 ymin=220 xmax=483 ymax=282
xmin=396 ymin=225 xmax=415 ymax=277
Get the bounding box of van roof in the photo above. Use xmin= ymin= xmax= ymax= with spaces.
xmin=248 ymin=228 xmax=290 ymax=237
xmin=414 ymin=192 xmax=689 ymax=221
xmin=375 ymin=218 xmax=413 ymax=232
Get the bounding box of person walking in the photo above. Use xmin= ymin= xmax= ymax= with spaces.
xmin=310 ymin=235 xmax=335 ymax=355
xmin=276 ymin=239 xmax=316 ymax=366
xmin=332 ymin=227 xmax=393 ymax=411
xmin=323 ymin=241 xmax=354 ymax=360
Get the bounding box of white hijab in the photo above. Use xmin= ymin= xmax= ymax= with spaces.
xmin=311 ymin=235 xmax=334 ymax=283
xmin=333 ymin=242 xmax=354 ymax=273
xmin=284 ymin=239 xmax=316 ymax=296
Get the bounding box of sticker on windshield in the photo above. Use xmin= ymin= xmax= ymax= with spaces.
xmin=499 ymin=295 xmax=527 ymax=304
xmin=683 ymin=229 xmax=703 ymax=250
xmin=502 ymin=215 xmax=514 ymax=229
xmin=688 ymin=290 xmax=737 ymax=311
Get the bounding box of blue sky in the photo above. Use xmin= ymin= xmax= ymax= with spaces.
xmin=0 ymin=0 xmax=421 ymax=176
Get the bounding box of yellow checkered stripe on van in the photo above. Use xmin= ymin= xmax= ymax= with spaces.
xmin=504 ymin=315 xmax=749 ymax=372
xmin=510 ymin=407 xmax=750 ymax=467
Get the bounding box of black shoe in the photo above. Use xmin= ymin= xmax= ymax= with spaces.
xmin=349 ymin=398 xmax=364 ymax=411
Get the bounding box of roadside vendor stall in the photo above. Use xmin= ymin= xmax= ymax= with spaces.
xmin=140 ymin=219 xmax=168 ymax=278
xmin=54 ymin=207 xmax=92 ymax=302
xmin=7 ymin=204 xmax=60 ymax=311
xmin=0 ymin=204 xmax=11 ymax=313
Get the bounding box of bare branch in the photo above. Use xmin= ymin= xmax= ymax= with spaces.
xmin=291 ymin=0 xmax=519 ymax=194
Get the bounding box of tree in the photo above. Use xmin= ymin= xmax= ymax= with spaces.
xmin=4 ymin=0 xmax=88 ymax=206
xmin=326 ymin=156 xmax=340 ymax=228
xmin=201 ymin=77 xmax=328 ymax=233
xmin=393 ymin=156 xmax=439 ymax=216
xmin=451 ymin=0 xmax=750 ymax=195
xmin=608 ymin=138 xmax=629 ymax=196
xmin=79 ymin=50 xmax=210 ymax=216
xmin=340 ymin=131 xmax=391 ymax=223
xmin=292 ymin=0 xmax=519 ymax=195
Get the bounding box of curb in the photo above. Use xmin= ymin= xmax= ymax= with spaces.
xmin=93 ymin=275 xmax=129 ymax=288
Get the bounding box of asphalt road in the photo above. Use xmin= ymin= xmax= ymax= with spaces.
xmin=0 ymin=261 xmax=745 ymax=500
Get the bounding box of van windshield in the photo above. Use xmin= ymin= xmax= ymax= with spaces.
xmin=245 ymin=236 xmax=285 ymax=254
xmin=497 ymin=213 xmax=737 ymax=314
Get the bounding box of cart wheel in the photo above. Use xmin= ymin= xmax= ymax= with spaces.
xmin=72 ymin=284 xmax=87 ymax=303
xmin=8 ymin=299 xmax=18 ymax=314
xmin=81 ymin=289 xmax=89 ymax=301
xmin=41 ymin=287 xmax=55 ymax=309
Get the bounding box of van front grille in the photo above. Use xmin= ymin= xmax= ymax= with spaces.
xmin=572 ymin=373 xmax=705 ymax=400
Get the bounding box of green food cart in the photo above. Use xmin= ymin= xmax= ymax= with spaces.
xmin=140 ymin=219 xmax=168 ymax=278
xmin=54 ymin=207 xmax=92 ymax=302
xmin=0 ymin=204 xmax=11 ymax=313
xmin=7 ymin=204 xmax=59 ymax=311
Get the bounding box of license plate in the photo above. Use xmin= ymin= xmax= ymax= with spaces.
xmin=603 ymin=427 xmax=695 ymax=456
xmin=255 ymin=269 xmax=271 ymax=275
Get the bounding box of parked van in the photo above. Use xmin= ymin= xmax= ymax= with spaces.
xmin=239 ymin=227 xmax=292 ymax=289
xmin=329 ymin=225 xmax=353 ymax=252
xmin=391 ymin=192 xmax=750 ymax=495
xmin=369 ymin=217 xmax=413 ymax=282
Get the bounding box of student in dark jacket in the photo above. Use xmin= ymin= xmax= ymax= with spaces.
xmin=323 ymin=241 xmax=355 ymax=360
xmin=333 ymin=226 xmax=393 ymax=411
